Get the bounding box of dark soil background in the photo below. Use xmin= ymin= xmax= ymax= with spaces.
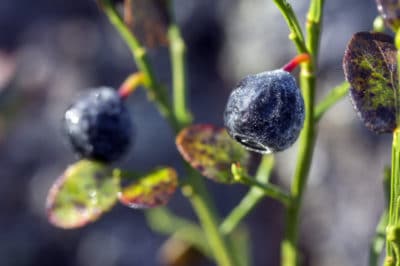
xmin=0 ymin=0 xmax=387 ymax=266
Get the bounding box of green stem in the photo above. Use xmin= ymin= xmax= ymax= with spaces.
xmin=281 ymin=0 xmax=323 ymax=265
xmin=182 ymin=168 xmax=238 ymax=266
xmin=385 ymin=166 xmax=392 ymax=206
xmin=314 ymin=81 xmax=349 ymax=122
xmin=234 ymin=172 xmax=291 ymax=207
xmin=272 ymin=0 xmax=308 ymax=54
xmin=229 ymin=227 xmax=251 ymax=266
xmin=169 ymin=0 xmax=240 ymax=263
xmin=385 ymin=256 xmax=395 ymax=266
xmin=220 ymin=155 xmax=275 ymax=235
xmin=102 ymin=2 xmax=237 ymax=265
xmin=167 ymin=3 xmax=236 ymax=264
xmin=306 ymin=0 xmax=324 ymax=64
xmin=369 ymin=210 xmax=388 ymax=266
xmin=168 ymin=24 xmax=192 ymax=128
xmin=387 ymin=129 xmax=400 ymax=261
xmin=101 ymin=0 xmax=179 ymax=132
xmin=168 ymin=4 xmax=237 ymax=266
xmin=387 ymin=29 xmax=400 ymax=263
xmin=394 ymin=243 xmax=400 ymax=266
xmin=281 ymin=70 xmax=316 ymax=266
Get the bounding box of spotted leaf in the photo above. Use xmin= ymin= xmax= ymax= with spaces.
xmin=118 ymin=167 xmax=178 ymax=208
xmin=46 ymin=160 xmax=120 ymax=229
xmin=343 ymin=32 xmax=398 ymax=133
xmin=176 ymin=124 xmax=250 ymax=183
xmin=376 ymin=0 xmax=400 ymax=31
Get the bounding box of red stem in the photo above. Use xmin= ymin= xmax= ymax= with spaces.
xmin=282 ymin=53 xmax=311 ymax=72
xmin=118 ymin=72 xmax=145 ymax=99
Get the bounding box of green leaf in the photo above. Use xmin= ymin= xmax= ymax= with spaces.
xmin=343 ymin=32 xmax=398 ymax=133
xmin=118 ymin=167 xmax=178 ymax=208
xmin=46 ymin=160 xmax=120 ymax=229
xmin=176 ymin=124 xmax=250 ymax=183
xmin=376 ymin=0 xmax=400 ymax=31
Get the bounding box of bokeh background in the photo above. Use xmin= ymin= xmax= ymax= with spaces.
xmin=0 ymin=0 xmax=390 ymax=265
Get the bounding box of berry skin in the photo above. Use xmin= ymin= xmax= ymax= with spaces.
xmin=63 ymin=87 xmax=134 ymax=163
xmin=224 ymin=69 xmax=304 ymax=154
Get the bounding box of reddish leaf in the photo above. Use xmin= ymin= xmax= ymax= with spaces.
xmin=343 ymin=32 xmax=398 ymax=133
xmin=46 ymin=160 xmax=119 ymax=229
xmin=176 ymin=124 xmax=250 ymax=183
xmin=118 ymin=167 xmax=178 ymax=208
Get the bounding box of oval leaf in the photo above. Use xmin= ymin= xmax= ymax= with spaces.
xmin=46 ymin=160 xmax=120 ymax=229
xmin=118 ymin=167 xmax=178 ymax=209
xmin=343 ymin=32 xmax=398 ymax=133
xmin=176 ymin=124 xmax=250 ymax=183
xmin=376 ymin=0 xmax=400 ymax=31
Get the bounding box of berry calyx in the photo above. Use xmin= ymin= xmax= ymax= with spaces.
xmin=224 ymin=69 xmax=305 ymax=154
xmin=64 ymin=87 xmax=134 ymax=163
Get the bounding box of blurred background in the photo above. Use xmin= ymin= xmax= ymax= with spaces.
xmin=0 ymin=0 xmax=390 ymax=265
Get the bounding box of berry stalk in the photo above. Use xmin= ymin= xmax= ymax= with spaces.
xmin=231 ymin=163 xmax=291 ymax=206
xmin=118 ymin=72 xmax=145 ymax=99
xmin=282 ymin=53 xmax=311 ymax=73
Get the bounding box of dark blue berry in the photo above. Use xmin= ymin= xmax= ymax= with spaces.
xmin=63 ymin=87 xmax=133 ymax=163
xmin=224 ymin=69 xmax=304 ymax=154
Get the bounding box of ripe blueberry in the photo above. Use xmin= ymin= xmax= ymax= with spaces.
xmin=224 ymin=69 xmax=305 ymax=154
xmin=63 ymin=87 xmax=133 ymax=163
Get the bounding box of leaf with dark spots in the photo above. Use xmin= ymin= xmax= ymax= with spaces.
xmin=376 ymin=0 xmax=400 ymax=31
xmin=176 ymin=124 xmax=251 ymax=183
xmin=118 ymin=168 xmax=178 ymax=209
xmin=46 ymin=160 xmax=120 ymax=229
xmin=343 ymin=32 xmax=398 ymax=133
